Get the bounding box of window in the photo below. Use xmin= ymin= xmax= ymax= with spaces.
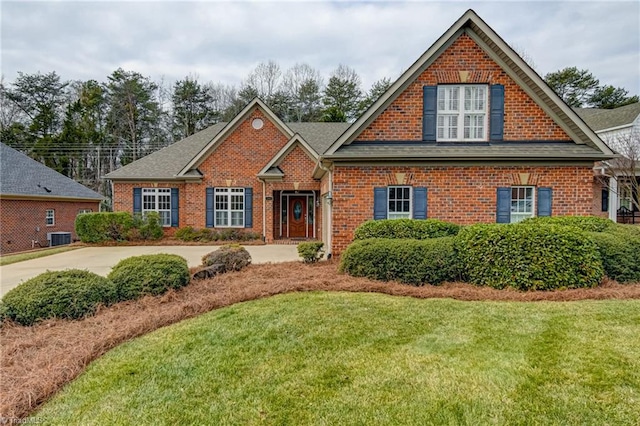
xmin=215 ymin=188 xmax=245 ymax=227
xmin=510 ymin=186 xmax=535 ymax=223
xmin=78 ymin=209 xmax=92 ymax=215
xmin=437 ymin=85 xmax=487 ymax=141
xmin=46 ymin=209 xmax=55 ymax=226
xmin=388 ymin=186 xmax=412 ymax=219
xmin=142 ymin=188 xmax=171 ymax=226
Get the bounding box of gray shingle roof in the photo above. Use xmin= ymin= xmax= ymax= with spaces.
xmin=328 ymin=142 xmax=610 ymax=160
xmin=288 ymin=122 xmax=351 ymax=154
xmin=105 ymin=121 xmax=350 ymax=180
xmin=1 ymin=143 xmax=103 ymax=200
xmin=104 ymin=122 xmax=227 ymax=180
xmin=574 ymin=103 xmax=640 ymax=132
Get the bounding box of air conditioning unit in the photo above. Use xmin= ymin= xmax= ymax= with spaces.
xmin=47 ymin=232 xmax=72 ymax=247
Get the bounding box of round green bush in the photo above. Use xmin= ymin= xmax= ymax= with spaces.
xmin=0 ymin=270 xmax=117 ymax=326
xmin=108 ymin=254 xmax=190 ymax=301
xmin=340 ymin=237 xmax=460 ymax=286
xmin=354 ymin=219 xmax=461 ymax=240
xmin=589 ymin=230 xmax=640 ymax=283
xmin=455 ymin=224 xmax=604 ymax=291
xmin=521 ymin=216 xmax=615 ymax=232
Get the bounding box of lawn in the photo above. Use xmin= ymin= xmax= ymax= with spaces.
xmin=0 ymin=246 xmax=79 ymax=266
xmin=32 ymin=292 xmax=640 ymax=425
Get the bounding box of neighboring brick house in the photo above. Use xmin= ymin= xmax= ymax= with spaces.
xmin=0 ymin=143 xmax=103 ymax=254
xmin=106 ymin=9 xmax=615 ymax=256
xmin=575 ymin=103 xmax=640 ymax=223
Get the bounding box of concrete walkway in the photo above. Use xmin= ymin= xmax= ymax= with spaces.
xmin=0 ymin=245 xmax=300 ymax=297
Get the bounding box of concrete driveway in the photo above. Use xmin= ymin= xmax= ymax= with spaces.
xmin=0 ymin=245 xmax=300 ymax=297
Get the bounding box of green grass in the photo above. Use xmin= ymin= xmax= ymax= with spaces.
xmin=34 ymin=293 xmax=640 ymax=425
xmin=0 ymin=246 xmax=79 ymax=266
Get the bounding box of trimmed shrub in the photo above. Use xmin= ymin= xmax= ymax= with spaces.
xmin=75 ymin=212 xmax=134 ymax=242
xmin=108 ymin=254 xmax=190 ymax=301
xmin=202 ymin=245 xmax=252 ymax=271
xmin=0 ymin=270 xmax=117 ymax=326
xmin=298 ymin=241 xmax=324 ymax=263
xmin=589 ymin=231 xmax=640 ymax=283
xmin=174 ymin=227 xmax=262 ymax=242
xmin=135 ymin=212 xmax=164 ymax=240
xmin=340 ymin=237 xmax=460 ymax=286
xmin=521 ymin=216 xmax=615 ymax=233
xmin=455 ymin=224 xmax=604 ymax=291
xmin=353 ymin=219 xmax=461 ymax=240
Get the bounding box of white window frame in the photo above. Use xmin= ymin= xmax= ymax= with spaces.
xmin=78 ymin=209 xmax=92 ymax=215
xmin=388 ymin=186 xmax=412 ymax=220
xmin=45 ymin=209 xmax=55 ymax=226
xmin=437 ymin=85 xmax=488 ymax=142
xmin=510 ymin=186 xmax=535 ymax=223
xmin=215 ymin=188 xmax=245 ymax=228
xmin=142 ymin=188 xmax=171 ymax=227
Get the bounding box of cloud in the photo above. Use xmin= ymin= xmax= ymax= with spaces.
xmin=1 ymin=1 xmax=638 ymax=96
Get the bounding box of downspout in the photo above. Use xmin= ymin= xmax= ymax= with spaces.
xmin=317 ymin=159 xmax=333 ymax=259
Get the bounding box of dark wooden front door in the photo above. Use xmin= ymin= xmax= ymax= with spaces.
xmin=288 ymin=197 xmax=306 ymax=238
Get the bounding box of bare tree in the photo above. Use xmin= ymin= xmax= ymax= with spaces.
xmin=601 ymin=128 xmax=640 ymax=217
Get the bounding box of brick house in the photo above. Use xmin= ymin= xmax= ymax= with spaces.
xmin=1 ymin=143 xmax=103 ymax=254
xmin=106 ymin=9 xmax=615 ymax=256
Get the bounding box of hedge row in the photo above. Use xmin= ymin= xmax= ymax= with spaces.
xmin=175 ymin=226 xmax=261 ymax=242
xmin=75 ymin=212 xmax=163 ymax=243
xmin=0 ymin=254 xmax=189 ymax=326
xmin=455 ymin=224 xmax=603 ymax=290
xmin=354 ymin=219 xmax=461 ymax=240
xmin=340 ymin=237 xmax=459 ymax=286
xmin=344 ymin=217 xmax=639 ymax=290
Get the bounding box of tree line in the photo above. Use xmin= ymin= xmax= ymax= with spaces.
xmin=1 ymin=62 xmax=636 ymax=204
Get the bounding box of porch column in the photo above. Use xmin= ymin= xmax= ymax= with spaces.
xmin=608 ymin=177 xmax=618 ymax=222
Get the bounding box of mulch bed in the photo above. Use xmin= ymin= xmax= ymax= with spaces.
xmin=2 ymin=261 xmax=639 ymax=420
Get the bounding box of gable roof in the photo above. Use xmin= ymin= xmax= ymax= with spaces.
xmin=324 ymin=9 xmax=615 ymax=159
xmin=574 ymin=103 xmax=640 ymax=132
xmin=1 ymin=143 xmax=103 ymax=200
xmin=105 ymin=111 xmax=349 ymax=181
xmin=178 ymin=98 xmax=294 ymax=176
xmin=257 ymin=134 xmax=319 ymax=179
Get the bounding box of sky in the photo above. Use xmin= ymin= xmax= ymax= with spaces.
xmin=1 ymin=1 xmax=639 ymax=97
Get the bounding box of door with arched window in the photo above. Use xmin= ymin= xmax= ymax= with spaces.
xmin=288 ymin=196 xmax=306 ymax=238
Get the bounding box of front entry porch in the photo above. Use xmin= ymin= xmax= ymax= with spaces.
xmin=272 ymin=190 xmax=319 ymax=240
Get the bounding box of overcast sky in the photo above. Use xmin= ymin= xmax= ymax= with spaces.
xmin=1 ymin=1 xmax=638 ymax=97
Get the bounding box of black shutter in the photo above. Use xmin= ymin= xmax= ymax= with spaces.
xmin=601 ymin=188 xmax=609 ymax=212
xmin=413 ymin=187 xmax=428 ymax=219
xmin=133 ymin=188 xmax=141 ymax=214
xmin=489 ymin=84 xmax=505 ymax=141
xmin=423 ymin=86 xmax=437 ymax=142
xmin=373 ymin=187 xmax=387 ymax=220
xmin=537 ymin=187 xmax=552 ymax=217
xmin=244 ymin=187 xmax=253 ymax=228
xmin=496 ymin=187 xmax=511 ymax=223
xmin=206 ymin=187 xmax=214 ymax=228
xmin=170 ymin=188 xmax=179 ymax=227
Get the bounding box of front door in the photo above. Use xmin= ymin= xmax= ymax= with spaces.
xmin=288 ymin=197 xmax=307 ymax=238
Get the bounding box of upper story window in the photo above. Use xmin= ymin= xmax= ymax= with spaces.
xmin=437 ymin=85 xmax=488 ymax=141
xmin=142 ymin=188 xmax=171 ymax=227
xmin=46 ymin=209 xmax=55 ymax=226
xmin=215 ymin=188 xmax=245 ymax=227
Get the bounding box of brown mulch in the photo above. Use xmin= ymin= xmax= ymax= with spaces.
xmin=2 ymin=261 xmax=640 ymax=420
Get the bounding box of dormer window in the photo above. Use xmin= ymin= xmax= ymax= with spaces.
xmin=437 ymin=85 xmax=488 ymax=141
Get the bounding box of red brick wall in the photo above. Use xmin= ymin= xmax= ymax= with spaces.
xmin=112 ymin=109 xmax=323 ymax=241
xmin=356 ymin=34 xmax=571 ymax=142
xmin=0 ymin=199 xmax=99 ymax=254
xmin=592 ymin=176 xmax=610 ymax=219
xmin=331 ymin=165 xmax=594 ymax=254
